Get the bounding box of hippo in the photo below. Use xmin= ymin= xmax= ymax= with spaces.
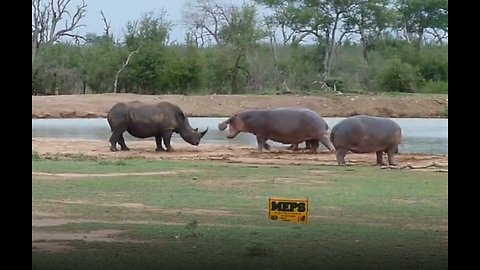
xmin=330 ymin=115 xmax=402 ymax=166
xmin=218 ymin=107 xmax=335 ymax=153
xmin=107 ymin=101 xmax=208 ymax=152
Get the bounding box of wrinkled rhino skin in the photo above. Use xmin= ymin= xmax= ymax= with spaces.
xmin=107 ymin=101 xmax=207 ymax=152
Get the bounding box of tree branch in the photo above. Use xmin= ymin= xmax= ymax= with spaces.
xmin=100 ymin=10 xmax=111 ymax=38
xmin=113 ymin=46 xmax=142 ymax=93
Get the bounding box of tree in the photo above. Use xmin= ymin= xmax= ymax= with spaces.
xmin=255 ymin=0 xmax=358 ymax=79
xmin=343 ymin=0 xmax=394 ymax=64
xmin=123 ymin=10 xmax=172 ymax=93
xmin=183 ymin=0 xmax=232 ymax=47
xmin=32 ymin=0 xmax=87 ymax=67
xmin=218 ymin=3 xmax=266 ymax=93
xmin=396 ymin=0 xmax=448 ymax=45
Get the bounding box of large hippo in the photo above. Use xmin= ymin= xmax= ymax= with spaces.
xmin=218 ymin=107 xmax=335 ymax=153
xmin=107 ymin=101 xmax=208 ymax=152
xmin=330 ymin=115 xmax=402 ymax=166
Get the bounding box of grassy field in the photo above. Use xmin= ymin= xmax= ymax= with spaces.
xmin=32 ymin=157 xmax=448 ymax=270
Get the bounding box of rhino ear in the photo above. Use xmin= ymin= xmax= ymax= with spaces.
xmin=194 ymin=128 xmax=199 ymax=132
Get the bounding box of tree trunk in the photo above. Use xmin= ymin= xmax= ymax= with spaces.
xmin=323 ymin=13 xmax=341 ymax=80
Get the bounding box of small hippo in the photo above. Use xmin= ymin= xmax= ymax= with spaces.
xmin=218 ymin=107 xmax=335 ymax=153
xmin=330 ymin=115 xmax=402 ymax=166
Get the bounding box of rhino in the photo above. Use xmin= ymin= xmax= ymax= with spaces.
xmin=107 ymin=101 xmax=208 ymax=152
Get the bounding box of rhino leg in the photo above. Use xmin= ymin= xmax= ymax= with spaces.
xmin=118 ymin=134 xmax=130 ymax=151
xmin=109 ymin=132 xmax=122 ymax=152
xmin=376 ymin=151 xmax=386 ymax=166
xmin=162 ymin=130 xmax=175 ymax=152
xmin=386 ymin=148 xmax=398 ymax=166
xmin=155 ymin=136 xmax=165 ymax=152
xmin=335 ymin=148 xmax=348 ymax=166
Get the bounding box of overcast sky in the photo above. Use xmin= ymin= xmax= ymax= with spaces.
xmin=69 ymin=0 xmax=262 ymax=43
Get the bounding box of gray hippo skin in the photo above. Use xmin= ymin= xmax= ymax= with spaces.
xmin=330 ymin=115 xmax=402 ymax=166
xmin=107 ymin=101 xmax=208 ymax=152
xmin=218 ymin=107 xmax=335 ymax=153
xmin=288 ymin=124 xmax=331 ymax=151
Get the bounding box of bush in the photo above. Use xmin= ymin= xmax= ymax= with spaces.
xmin=375 ymin=58 xmax=424 ymax=92
xmin=418 ymin=80 xmax=448 ymax=94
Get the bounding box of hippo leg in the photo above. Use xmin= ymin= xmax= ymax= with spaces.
xmin=386 ymin=148 xmax=398 ymax=166
xmin=162 ymin=130 xmax=175 ymax=152
xmin=288 ymin=144 xmax=299 ymax=151
xmin=118 ymin=134 xmax=130 ymax=151
xmin=335 ymin=148 xmax=349 ymax=166
xmin=109 ymin=131 xmax=122 ymax=152
xmin=155 ymin=136 xmax=165 ymax=152
xmin=309 ymin=140 xmax=320 ymax=154
xmin=263 ymin=142 xmax=271 ymax=151
xmin=256 ymin=137 xmax=268 ymax=151
xmin=304 ymin=141 xmax=312 ymax=150
xmin=376 ymin=151 xmax=386 ymax=166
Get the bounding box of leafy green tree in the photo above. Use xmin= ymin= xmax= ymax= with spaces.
xmin=396 ymin=0 xmax=448 ymax=45
xmin=343 ymin=0 xmax=394 ymax=64
xmin=123 ymin=10 xmax=172 ymax=93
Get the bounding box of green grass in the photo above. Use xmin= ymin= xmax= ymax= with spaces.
xmin=32 ymin=158 xmax=448 ymax=270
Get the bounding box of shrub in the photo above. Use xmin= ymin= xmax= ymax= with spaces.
xmin=375 ymin=58 xmax=424 ymax=92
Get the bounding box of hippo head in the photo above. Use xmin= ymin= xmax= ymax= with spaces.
xmin=218 ymin=115 xmax=244 ymax=139
xmin=180 ymin=127 xmax=208 ymax=146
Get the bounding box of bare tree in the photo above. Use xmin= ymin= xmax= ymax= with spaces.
xmin=113 ymin=46 xmax=142 ymax=93
xmin=100 ymin=10 xmax=111 ymax=39
xmin=183 ymin=0 xmax=230 ymax=47
xmin=32 ymin=0 xmax=87 ymax=66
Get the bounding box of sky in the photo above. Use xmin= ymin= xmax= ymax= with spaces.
xmin=69 ymin=0 xmax=264 ymax=44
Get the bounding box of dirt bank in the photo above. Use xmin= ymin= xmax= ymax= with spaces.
xmin=32 ymin=93 xmax=448 ymax=119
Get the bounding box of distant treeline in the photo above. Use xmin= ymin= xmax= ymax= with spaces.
xmin=32 ymin=0 xmax=448 ymax=95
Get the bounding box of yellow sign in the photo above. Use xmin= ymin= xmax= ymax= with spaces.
xmin=268 ymin=197 xmax=309 ymax=224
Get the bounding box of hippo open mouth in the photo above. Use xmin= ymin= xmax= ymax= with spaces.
xmin=227 ymin=127 xmax=239 ymax=139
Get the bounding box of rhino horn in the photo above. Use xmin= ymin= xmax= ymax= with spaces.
xmin=199 ymin=127 xmax=208 ymax=138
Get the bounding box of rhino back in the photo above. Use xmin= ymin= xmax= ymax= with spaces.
xmin=108 ymin=101 xmax=187 ymax=138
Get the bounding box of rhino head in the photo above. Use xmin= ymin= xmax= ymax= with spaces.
xmin=179 ymin=127 xmax=208 ymax=146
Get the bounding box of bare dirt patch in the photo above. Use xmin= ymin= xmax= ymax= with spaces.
xmin=32 ymin=138 xmax=448 ymax=171
xmin=32 ymin=229 xmax=146 ymax=253
xmin=32 ymin=93 xmax=448 ymax=119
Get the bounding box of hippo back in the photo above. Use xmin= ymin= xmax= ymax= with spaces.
xmin=240 ymin=107 xmax=329 ymax=144
xmin=331 ymin=115 xmax=401 ymax=153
